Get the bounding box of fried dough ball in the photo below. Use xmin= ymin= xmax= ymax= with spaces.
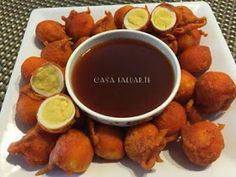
xmin=88 ymin=119 xmax=125 ymax=160
xmin=19 ymin=84 xmax=45 ymax=100
xmin=175 ymin=69 xmax=197 ymax=104
xmin=8 ymin=125 xmax=58 ymax=165
xmin=16 ymin=94 xmax=42 ymax=125
xmin=177 ymin=29 xmax=207 ymax=53
xmin=92 ymin=11 xmax=117 ymax=35
xmin=72 ymin=36 xmax=90 ymax=50
xmin=181 ymin=120 xmax=224 ymax=166
xmin=159 ymin=33 xmax=178 ymax=54
xmin=124 ymin=123 xmax=159 ymax=170
xmin=154 ymin=129 xmax=168 ymax=161
xmin=37 ymin=129 xmax=94 ymax=175
xmin=185 ymin=99 xmax=203 ymax=123
xmin=153 ymin=101 xmax=187 ymax=138
xmin=114 ymin=5 xmax=133 ymax=28
xmin=62 ymin=9 xmax=94 ymax=41
xmin=179 ymin=45 xmax=212 ymax=75
xmin=175 ymin=6 xmax=197 ymax=26
xmin=195 ymin=71 xmax=236 ymax=113
xmin=21 ymin=56 xmax=48 ymax=83
xmin=41 ymin=39 xmax=72 ymax=67
xmin=16 ymin=85 xmax=44 ymax=125
xmin=173 ymin=6 xmax=207 ymax=34
xmin=35 ymin=20 xmax=68 ymax=44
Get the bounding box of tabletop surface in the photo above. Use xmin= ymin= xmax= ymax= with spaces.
xmin=0 ymin=0 xmax=235 ymax=110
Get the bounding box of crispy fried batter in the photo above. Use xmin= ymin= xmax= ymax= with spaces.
xmin=175 ymin=69 xmax=197 ymax=104
xmin=21 ymin=56 xmax=48 ymax=83
xmin=16 ymin=94 xmax=42 ymax=125
xmin=185 ymin=99 xmax=203 ymax=123
xmin=124 ymin=123 xmax=160 ymax=170
xmin=177 ymin=29 xmax=207 ymax=53
xmin=41 ymin=39 xmax=72 ymax=67
xmin=72 ymin=36 xmax=90 ymax=50
xmin=179 ymin=45 xmax=212 ymax=75
xmin=36 ymin=20 xmax=68 ymax=44
xmin=20 ymin=84 xmax=45 ymax=100
xmin=16 ymin=85 xmax=44 ymax=125
xmin=92 ymin=11 xmax=117 ymax=35
xmin=153 ymin=101 xmax=187 ymax=139
xmin=88 ymin=119 xmax=124 ymax=160
xmin=62 ymin=9 xmax=94 ymax=41
xmin=8 ymin=125 xmax=58 ymax=165
xmin=155 ymin=129 xmax=168 ymax=162
xmin=173 ymin=6 xmax=207 ymax=34
xmin=36 ymin=129 xmax=94 ymax=175
xmin=159 ymin=33 xmax=178 ymax=54
xmin=181 ymin=120 xmax=224 ymax=166
xmin=195 ymin=71 xmax=236 ymax=113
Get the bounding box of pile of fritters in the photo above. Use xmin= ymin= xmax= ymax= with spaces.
xmin=8 ymin=2 xmax=236 ymax=175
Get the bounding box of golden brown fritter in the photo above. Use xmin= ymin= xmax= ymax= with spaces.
xmin=21 ymin=56 xmax=49 ymax=83
xmin=92 ymin=11 xmax=117 ymax=35
xmin=41 ymin=39 xmax=72 ymax=67
xmin=181 ymin=120 xmax=224 ymax=166
xmin=88 ymin=119 xmax=125 ymax=160
xmin=177 ymin=29 xmax=207 ymax=53
xmin=179 ymin=45 xmax=212 ymax=75
xmin=173 ymin=6 xmax=207 ymax=34
xmin=124 ymin=123 xmax=160 ymax=170
xmin=16 ymin=94 xmax=42 ymax=125
xmin=195 ymin=71 xmax=236 ymax=113
xmin=159 ymin=33 xmax=178 ymax=54
xmin=16 ymin=85 xmax=44 ymax=125
xmin=62 ymin=9 xmax=94 ymax=41
xmin=36 ymin=20 xmax=68 ymax=44
xmin=8 ymin=125 xmax=58 ymax=165
xmin=185 ymin=99 xmax=203 ymax=123
xmin=175 ymin=69 xmax=197 ymax=104
xmin=72 ymin=36 xmax=90 ymax=50
xmin=153 ymin=101 xmax=187 ymax=138
xmin=19 ymin=84 xmax=45 ymax=100
xmin=36 ymin=129 xmax=94 ymax=175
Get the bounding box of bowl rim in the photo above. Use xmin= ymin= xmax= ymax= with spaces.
xmin=65 ymin=30 xmax=181 ymax=123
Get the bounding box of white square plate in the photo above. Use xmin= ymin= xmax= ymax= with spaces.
xmin=0 ymin=2 xmax=236 ymax=177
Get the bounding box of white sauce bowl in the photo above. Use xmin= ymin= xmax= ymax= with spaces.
xmin=66 ymin=30 xmax=180 ymax=126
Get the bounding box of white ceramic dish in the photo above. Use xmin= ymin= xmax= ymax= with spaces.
xmin=66 ymin=30 xmax=181 ymax=126
xmin=0 ymin=2 xmax=236 ymax=177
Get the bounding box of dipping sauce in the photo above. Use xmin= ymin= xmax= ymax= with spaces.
xmin=72 ymin=38 xmax=174 ymax=117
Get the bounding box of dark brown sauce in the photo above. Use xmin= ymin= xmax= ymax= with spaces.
xmin=72 ymin=38 xmax=174 ymax=117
